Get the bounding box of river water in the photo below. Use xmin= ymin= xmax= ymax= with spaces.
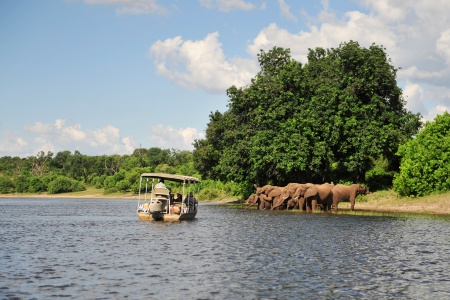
xmin=1 ymin=198 xmax=450 ymax=300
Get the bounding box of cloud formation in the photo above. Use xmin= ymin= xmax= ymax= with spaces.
xmin=0 ymin=120 xmax=203 ymax=157
xmin=148 ymin=124 xmax=204 ymax=150
xmin=150 ymin=0 xmax=450 ymax=121
xmin=150 ymin=32 xmax=258 ymax=93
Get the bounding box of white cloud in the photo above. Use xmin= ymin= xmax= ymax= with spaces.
xmin=278 ymin=0 xmax=297 ymax=21
xmin=422 ymin=105 xmax=450 ymax=123
xmin=402 ymin=82 xmax=425 ymax=114
xmin=198 ymin=0 xmax=256 ymax=12
xmin=150 ymin=32 xmax=257 ymax=93
xmin=84 ymin=0 xmax=167 ymax=14
xmin=0 ymin=120 xmax=203 ymax=157
xmin=0 ymin=132 xmax=29 ymax=157
xmin=436 ymin=29 xmax=450 ymax=66
xmin=20 ymin=120 xmax=136 ymax=156
xmin=148 ymin=125 xmax=204 ymax=150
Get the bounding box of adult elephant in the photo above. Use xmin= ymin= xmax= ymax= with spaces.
xmin=291 ymin=183 xmax=334 ymax=212
xmin=245 ymin=194 xmax=271 ymax=210
xmin=255 ymin=185 xmax=285 ymax=210
xmin=288 ymin=183 xmax=318 ymax=212
xmin=332 ymin=184 xmax=368 ymax=211
xmin=313 ymin=183 xmax=334 ymax=211
xmin=277 ymin=183 xmax=307 ymax=210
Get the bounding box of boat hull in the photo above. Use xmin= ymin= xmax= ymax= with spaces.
xmin=137 ymin=210 xmax=197 ymax=221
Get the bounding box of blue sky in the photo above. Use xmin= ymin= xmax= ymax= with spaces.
xmin=1 ymin=0 xmax=450 ymax=157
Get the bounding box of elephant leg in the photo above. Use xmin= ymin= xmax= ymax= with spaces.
xmin=350 ymin=196 xmax=355 ymax=211
xmin=332 ymin=195 xmax=339 ymax=212
xmin=297 ymin=197 xmax=306 ymax=211
xmin=311 ymin=199 xmax=318 ymax=211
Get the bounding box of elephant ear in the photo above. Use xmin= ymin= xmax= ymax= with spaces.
xmin=304 ymin=186 xmax=318 ymax=198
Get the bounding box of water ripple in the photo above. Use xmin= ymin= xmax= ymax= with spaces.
xmin=1 ymin=199 xmax=450 ymax=299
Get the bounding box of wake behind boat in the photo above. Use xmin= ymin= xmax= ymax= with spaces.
xmin=136 ymin=173 xmax=200 ymax=221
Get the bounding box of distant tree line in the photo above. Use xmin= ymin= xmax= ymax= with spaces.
xmin=0 ymin=148 xmax=196 ymax=194
xmin=0 ymin=147 xmax=243 ymax=199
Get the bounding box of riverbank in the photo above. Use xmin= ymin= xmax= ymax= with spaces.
xmin=1 ymin=188 xmax=450 ymax=215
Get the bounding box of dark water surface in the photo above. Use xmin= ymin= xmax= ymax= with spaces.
xmin=1 ymin=198 xmax=450 ymax=299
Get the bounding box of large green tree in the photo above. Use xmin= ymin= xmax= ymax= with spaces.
xmin=193 ymin=41 xmax=422 ymax=188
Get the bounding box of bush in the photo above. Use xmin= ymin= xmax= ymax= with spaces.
xmin=0 ymin=175 xmax=14 ymax=193
xmin=393 ymin=112 xmax=450 ymax=196
xmin=28 ymin=176 xmax=47 ymax=193
xmin=14 ymin=176 xmax=29 ymax=193
xmin=48 ymin=176 xmax=86 ymax=194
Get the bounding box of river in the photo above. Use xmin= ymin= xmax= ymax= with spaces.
xmin=1 ymin=198 xmax=450 ymax=299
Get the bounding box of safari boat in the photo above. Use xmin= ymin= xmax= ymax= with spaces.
xmin=136 ymin=173 xmax=200 ymax=221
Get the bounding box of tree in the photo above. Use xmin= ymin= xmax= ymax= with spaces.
xmin=193 ymin=42 xmax=421 ymax=189
xmin=393 ymin=112 xmax=450 ymax=196
xmin=31 ymin=151 xmax=53 ymax=177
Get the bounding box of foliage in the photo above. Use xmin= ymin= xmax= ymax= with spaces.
xmin=48 ymin=176 xmax=86 ymax=194
xmin=193 ymin=42 xmax=422 ymax=187
xmin=393 ymin=112 xmax=450 ymax=196
xmin=365 ymin=157 xmax=394 ymax=191
xmin=0 ymin=175 xmax=14 ymax=193
xmin=0 ymin=147 xmax=208 ymax=196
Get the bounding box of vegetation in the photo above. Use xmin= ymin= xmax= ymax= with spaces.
xmin=2 ymin=41 xmax=450 ymax=202
xmin=0 ymin=147 xmax=240 ymax=198
xmin=193 ymin=41 xmax=422 ymax=196
xmin=393 ymin=112 xmax=450 ymax=196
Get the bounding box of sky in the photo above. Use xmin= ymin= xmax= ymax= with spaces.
xmin=1 ymin=0 xmax=450 ymax=158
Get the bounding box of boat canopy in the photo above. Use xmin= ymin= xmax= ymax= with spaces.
xmin=140 ymin=173 xmax=200 ymax=184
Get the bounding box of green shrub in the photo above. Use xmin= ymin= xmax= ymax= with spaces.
xmin=0 ymin=175 xmax=14 ymax=193
xmin=28 ymin=176 xmax=47 ymax=193
xmin=14 ymin=176 xmax=29 ymax=193
xmin=394 ymin=112 xmax=450 ymax=196
xmin=48 ymin=176 xmax=85 ymax=194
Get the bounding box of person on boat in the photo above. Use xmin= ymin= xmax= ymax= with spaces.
xmin=183 ymin=192 xmax=198 ymax=206
xmin=155 ymin=179 xmax=166 ymax=189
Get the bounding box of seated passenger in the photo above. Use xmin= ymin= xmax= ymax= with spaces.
xmin=183 ymin=192 xmax=198 ymax=205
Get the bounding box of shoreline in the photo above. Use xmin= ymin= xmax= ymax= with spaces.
xmin=2 ymin=191 xmax=450 ymax=215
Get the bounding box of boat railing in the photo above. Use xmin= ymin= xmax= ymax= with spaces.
xmin=137 ymin=174 xmax=199 ymax=215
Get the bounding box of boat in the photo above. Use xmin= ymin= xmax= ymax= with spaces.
xmin=136 ymin=172 xmax=201 ymax=221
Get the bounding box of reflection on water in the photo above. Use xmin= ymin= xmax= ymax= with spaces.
xmin=1 ymin=198 xmax=450 ymax=299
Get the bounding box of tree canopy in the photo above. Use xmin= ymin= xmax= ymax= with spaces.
xmin=193 ymin=41 xmax=422 ymax=189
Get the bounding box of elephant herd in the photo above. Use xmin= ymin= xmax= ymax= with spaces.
xmin=245 ymin=183 xmax=369 ymax=212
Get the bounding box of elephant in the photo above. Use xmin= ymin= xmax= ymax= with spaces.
xmin=332 ymin=184 xmax=368 ymax=211
xmin=245 ymin=193 xmax=271 ymax=210
xmin=277 ymin=183 xmax=307 ymax=210
xmin=312 ymin=183 xmax=334 ymax=211
xmin=276 ymin=183 xmax=318 ymax=212
xmin=255 ymin=185 xmax=285 ymax=210
xmin=289 ymin=183 xmax=334 ymax=212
